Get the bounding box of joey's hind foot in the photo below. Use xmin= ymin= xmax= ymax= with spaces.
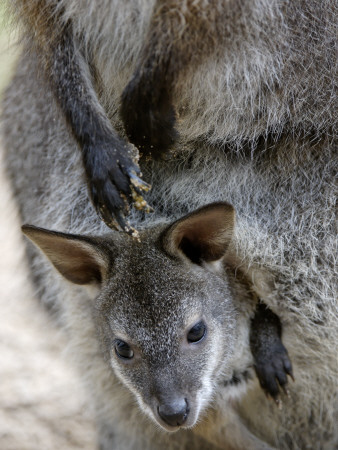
xmin=253 ymin=339 xmax=293 ymax=403
xmin=250 ymin=303 xmax=294 ymax=403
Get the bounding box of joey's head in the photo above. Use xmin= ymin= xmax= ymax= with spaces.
xmin=23 ymin=203 xmax=238 ymax=431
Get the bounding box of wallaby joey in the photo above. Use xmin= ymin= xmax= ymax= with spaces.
xmin=22 ymin=203 xmax=290 ymax=449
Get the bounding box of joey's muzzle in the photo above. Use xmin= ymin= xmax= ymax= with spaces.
xmin=158 ymin=398 xmax=189 ymax=428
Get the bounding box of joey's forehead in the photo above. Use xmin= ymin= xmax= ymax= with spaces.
xmin=109 ymin=271 xmax=207 ymax=329
xmin=110 ymin=249 xmax=208 ymax=309
xmin=107 ymin=278 xmax=205 ymax=345
xmin=111 ymin=290 xmax=193 ymax=333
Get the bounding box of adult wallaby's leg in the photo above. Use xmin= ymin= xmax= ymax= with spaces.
xmin=120 ymin=0 xmax=179 ymax=158
xmin=120 ymin=0 xmax=219 ymax=158
xmin=12 ymin=1 xmax=150 ymax=233
xmin=250 ymin=303 xmax=293 ymax=402
xmin=49 ymin=23 xmax=151 ymax=232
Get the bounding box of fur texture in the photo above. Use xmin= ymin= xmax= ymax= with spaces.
xmin=1 ymin=0 xmax=337 ymax=448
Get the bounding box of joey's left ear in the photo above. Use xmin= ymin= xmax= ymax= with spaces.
xmin=162 ymin=202 xmax=235 ymax=265
xmin=22 ymin=225 xmax=110 ymax=285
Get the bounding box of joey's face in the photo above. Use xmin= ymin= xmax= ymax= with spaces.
xmin=95 ymin=230 xmax=237 ymax=431
xmin=23 ymin=202 xmax=238 ymax=432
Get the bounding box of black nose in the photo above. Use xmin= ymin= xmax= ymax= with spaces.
xmin=158 ymin=398 xmax=189 ymax=427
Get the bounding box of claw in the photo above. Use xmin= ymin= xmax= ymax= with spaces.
xmin=99 ymin=205 xmax=140 ymax=239
xmin=127 ymin=169 xmax=151 ymax=192
xmin=275 ymin=398 xmax=283 ymax=410
xmin=98 ymin=204 xmax=124 ymax=231
xmin=114 ymin=209 xmax=130 ymax=233
xmin=283 ymin=387 xmax=290 ymax=398
xmin=266 ymin=391 xmax=283 ymax=410
xmin=286 ymin=368 xmax=295 ymax=382
xmin=115 ymin=209 xmax=140 ymax=239
xmin=126 ymin=169 xmax=153 ymax=213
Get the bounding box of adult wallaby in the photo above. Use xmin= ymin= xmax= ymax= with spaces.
xmin=1 ymin=0 xmax=336 ymax=448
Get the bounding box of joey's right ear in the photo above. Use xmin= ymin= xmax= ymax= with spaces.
xmin=161 ymin=202 xmax=235 ymax=265
xmin=22 ymin=225 xmax=110 ymax=285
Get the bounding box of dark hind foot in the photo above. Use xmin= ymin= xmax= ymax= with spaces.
xmin=250 ymin=303 xmax=294 ymax=403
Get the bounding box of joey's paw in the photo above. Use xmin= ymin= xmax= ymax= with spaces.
xmin=120 ymin=72 xmax=178 ymax=159
xmin=254 ymin=341 xmax=294 ymax=404
xmin=84 ymin=142 xmax=151 ymax=235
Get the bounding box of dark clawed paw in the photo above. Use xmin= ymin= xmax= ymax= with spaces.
xmin=120 ymin=73 xmax=178 ymax=159
xmin=254 ymin=343 xmax=294 ymax=404
xmin=84 ymin=142 xmax=151 ymax=236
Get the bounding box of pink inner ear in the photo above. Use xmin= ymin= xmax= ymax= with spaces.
xmin=169 ymin=203 xmax=235 ymax=264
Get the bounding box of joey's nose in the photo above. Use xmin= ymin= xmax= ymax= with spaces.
xmin=158 ymin=398 xmax=189 ymax=427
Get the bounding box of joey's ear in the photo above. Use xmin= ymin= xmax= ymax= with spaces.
xmin=162 ymin=202 xmax=235 ymax=265
xmin=22 ymin=225 xmax=110 ymax=285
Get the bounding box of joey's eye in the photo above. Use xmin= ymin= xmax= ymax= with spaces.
xmin=114 ymin=340 xmax=134 ymax=359
xmin=187 ymin=321 xmax=207 ymax=344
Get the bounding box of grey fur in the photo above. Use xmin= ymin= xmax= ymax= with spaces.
xmin=1 ymin=0 xmax=337 ymax=449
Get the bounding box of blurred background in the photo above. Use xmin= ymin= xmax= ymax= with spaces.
xmin=0 ymin=5 xmax=97 ymax=449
